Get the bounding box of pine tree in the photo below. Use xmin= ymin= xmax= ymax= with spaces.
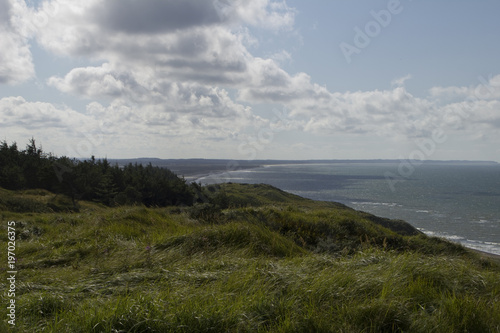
xmin=94 ymin=172 xmax=119 ymax=206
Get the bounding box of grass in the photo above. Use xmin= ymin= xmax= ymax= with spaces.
xmin=1 ymin=184 xmax=499 ymax=332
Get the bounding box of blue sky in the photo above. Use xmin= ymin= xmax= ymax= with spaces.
xmin=1 ymin=0 xmax=500 ymax=161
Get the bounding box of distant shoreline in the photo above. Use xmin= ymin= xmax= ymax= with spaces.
xmin=110 ymin=158 xmax=500 ymax=258
xmin=470 ymin=249 xmax=500 ymax=264
xmin=108 ymin=158 xmax=499 ymax=180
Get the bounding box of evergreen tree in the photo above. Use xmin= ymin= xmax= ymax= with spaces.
xmin=0 ymin=138 xmax=195 ymax=207
xmin=0 ymin=141 xmax=24 ymax=189
xmin=94 ymin=172 xmax=119 ymax=206
xmin=22 ymin=138 xmax=43 ymax=188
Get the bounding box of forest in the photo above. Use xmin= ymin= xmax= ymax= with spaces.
xmin=0 ymin=139 xmax=195 ymax=208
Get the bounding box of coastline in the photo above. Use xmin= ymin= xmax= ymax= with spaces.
xmin=195 ymin=163 xmax=500 ymax=258
xmin=196 ymin=174 xmax=500 ymax=258
xmin=183 ymin=165 xmax=263 ymax=183
xmin=7 ymin=183 xmax=500 ymax=331
xmin=471 ymin=248 xmax=500 ymax=264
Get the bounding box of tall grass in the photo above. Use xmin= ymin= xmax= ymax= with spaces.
xmin=1 ymin=184 xmax=499 ymax=332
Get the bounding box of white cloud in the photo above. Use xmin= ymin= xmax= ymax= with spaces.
xmin=268 ymin=50 xmax=292 ymax=65
xmin=0 ymin=94 xmax=262 ymax=158
xmin=0 ymin=96 xmax=91 ymax=130
xmin=0 ymin=0 xmax=34 ymax=84
xmin=2 ymin=0 xmax=499 ymax=160
xmin=391 ymin=74 xmax=412 ymax=87
xmin=228 ymin=0 xmax=295 ymax=31
xmin=32 ymin=0 xmax=294 ymax=55
xmin=242 ymin=73 xmax=500 ymax=140
xmin=32 ymin=0 xmax=295 ymax=153
xmin=440 ymin=99 xmax=500 ymax=129
xmin=293 ymin=87 xmax=439 ymax=138
xmin=430 ymin=74 xmax=500 ymax=101
xmin=48 ymin=61 xmax=257 ymax=125
xmin=47 ymin=63 xmax=127 ymax=99
xmin=429 ymin=86 xmax=470 ymax=101
xmin=37 ymin=0 xmax=297 ymax=111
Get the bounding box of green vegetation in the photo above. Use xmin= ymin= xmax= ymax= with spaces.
xmin=1 ymin=183 xmax=499 ymax=332
xmin=0 ymin=139 xmax=194 ymax=208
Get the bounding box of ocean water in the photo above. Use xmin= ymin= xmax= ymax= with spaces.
xmin=197 ymin=162 xmax=500 ymax=255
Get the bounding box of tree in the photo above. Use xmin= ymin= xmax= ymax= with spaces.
xmin=94 ymin=172 xmax=119 ymax=206
xmin=0 ymin=138 xmax=195 ymax=208
xmin=0 ymin=141 xmax=24 ymax=189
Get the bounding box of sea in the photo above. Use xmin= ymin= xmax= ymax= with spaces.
xmin=195 ymin=162 xmax=500 ymax=255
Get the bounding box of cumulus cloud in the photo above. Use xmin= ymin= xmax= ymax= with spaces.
xmin=391 ymin=74 xmax=412 ymax=87
xmin=0 ymin=0 xmax=34 ymax=84
xmin=290 ymin=87 xmax=439 ymax=138
xmin=48 ymin=63 xmax=128 ymax=99
xmin=242 ymin=70 xmax=500 ymax=139
xmin=223 ymin=0 xmax=295 ymax=30
xmin=47 ymin=61 xmax=256 ymax=123
xmin=0 ymin=96 xmax=93 ymax=130
xmin=93 ymin=0 xmax=224 ymax=34
xmin=430 ymin=74 xmax=500 ymax=101
xmin=268 ymin=50 xmax=292 ymax=65
xmin=439 ymin=99 xmax=500 ymax=130
xmin=38 ymin=0 xmax=297 ymax=107
xmin=0 ymin=94 xmax=261 ymax=158
xmin=426 ymin=75 xmax=500 ymax=134
xmin=32 ymin=0 xmax=295 ymax=149
xmin=32 ymin=0 xmax=293 ymax=56
xmin=2 ymin=0 xmax=499 ymax=159
xmin=89 ymin=0 xmax=295 ymax=35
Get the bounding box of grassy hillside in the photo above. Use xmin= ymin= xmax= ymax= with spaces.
xmin=1 ymin=184 xmax=499 ymax=332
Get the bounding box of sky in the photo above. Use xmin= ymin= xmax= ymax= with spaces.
xmin=1 ymin=0 xmax=500 ymax=161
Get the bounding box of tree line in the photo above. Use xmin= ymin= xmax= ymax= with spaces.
xmin=0 ymin=139 xmax=195 ymax=207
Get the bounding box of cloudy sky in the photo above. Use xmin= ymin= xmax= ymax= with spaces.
xmin=1 ymin=0 xmax=500 ymax=161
